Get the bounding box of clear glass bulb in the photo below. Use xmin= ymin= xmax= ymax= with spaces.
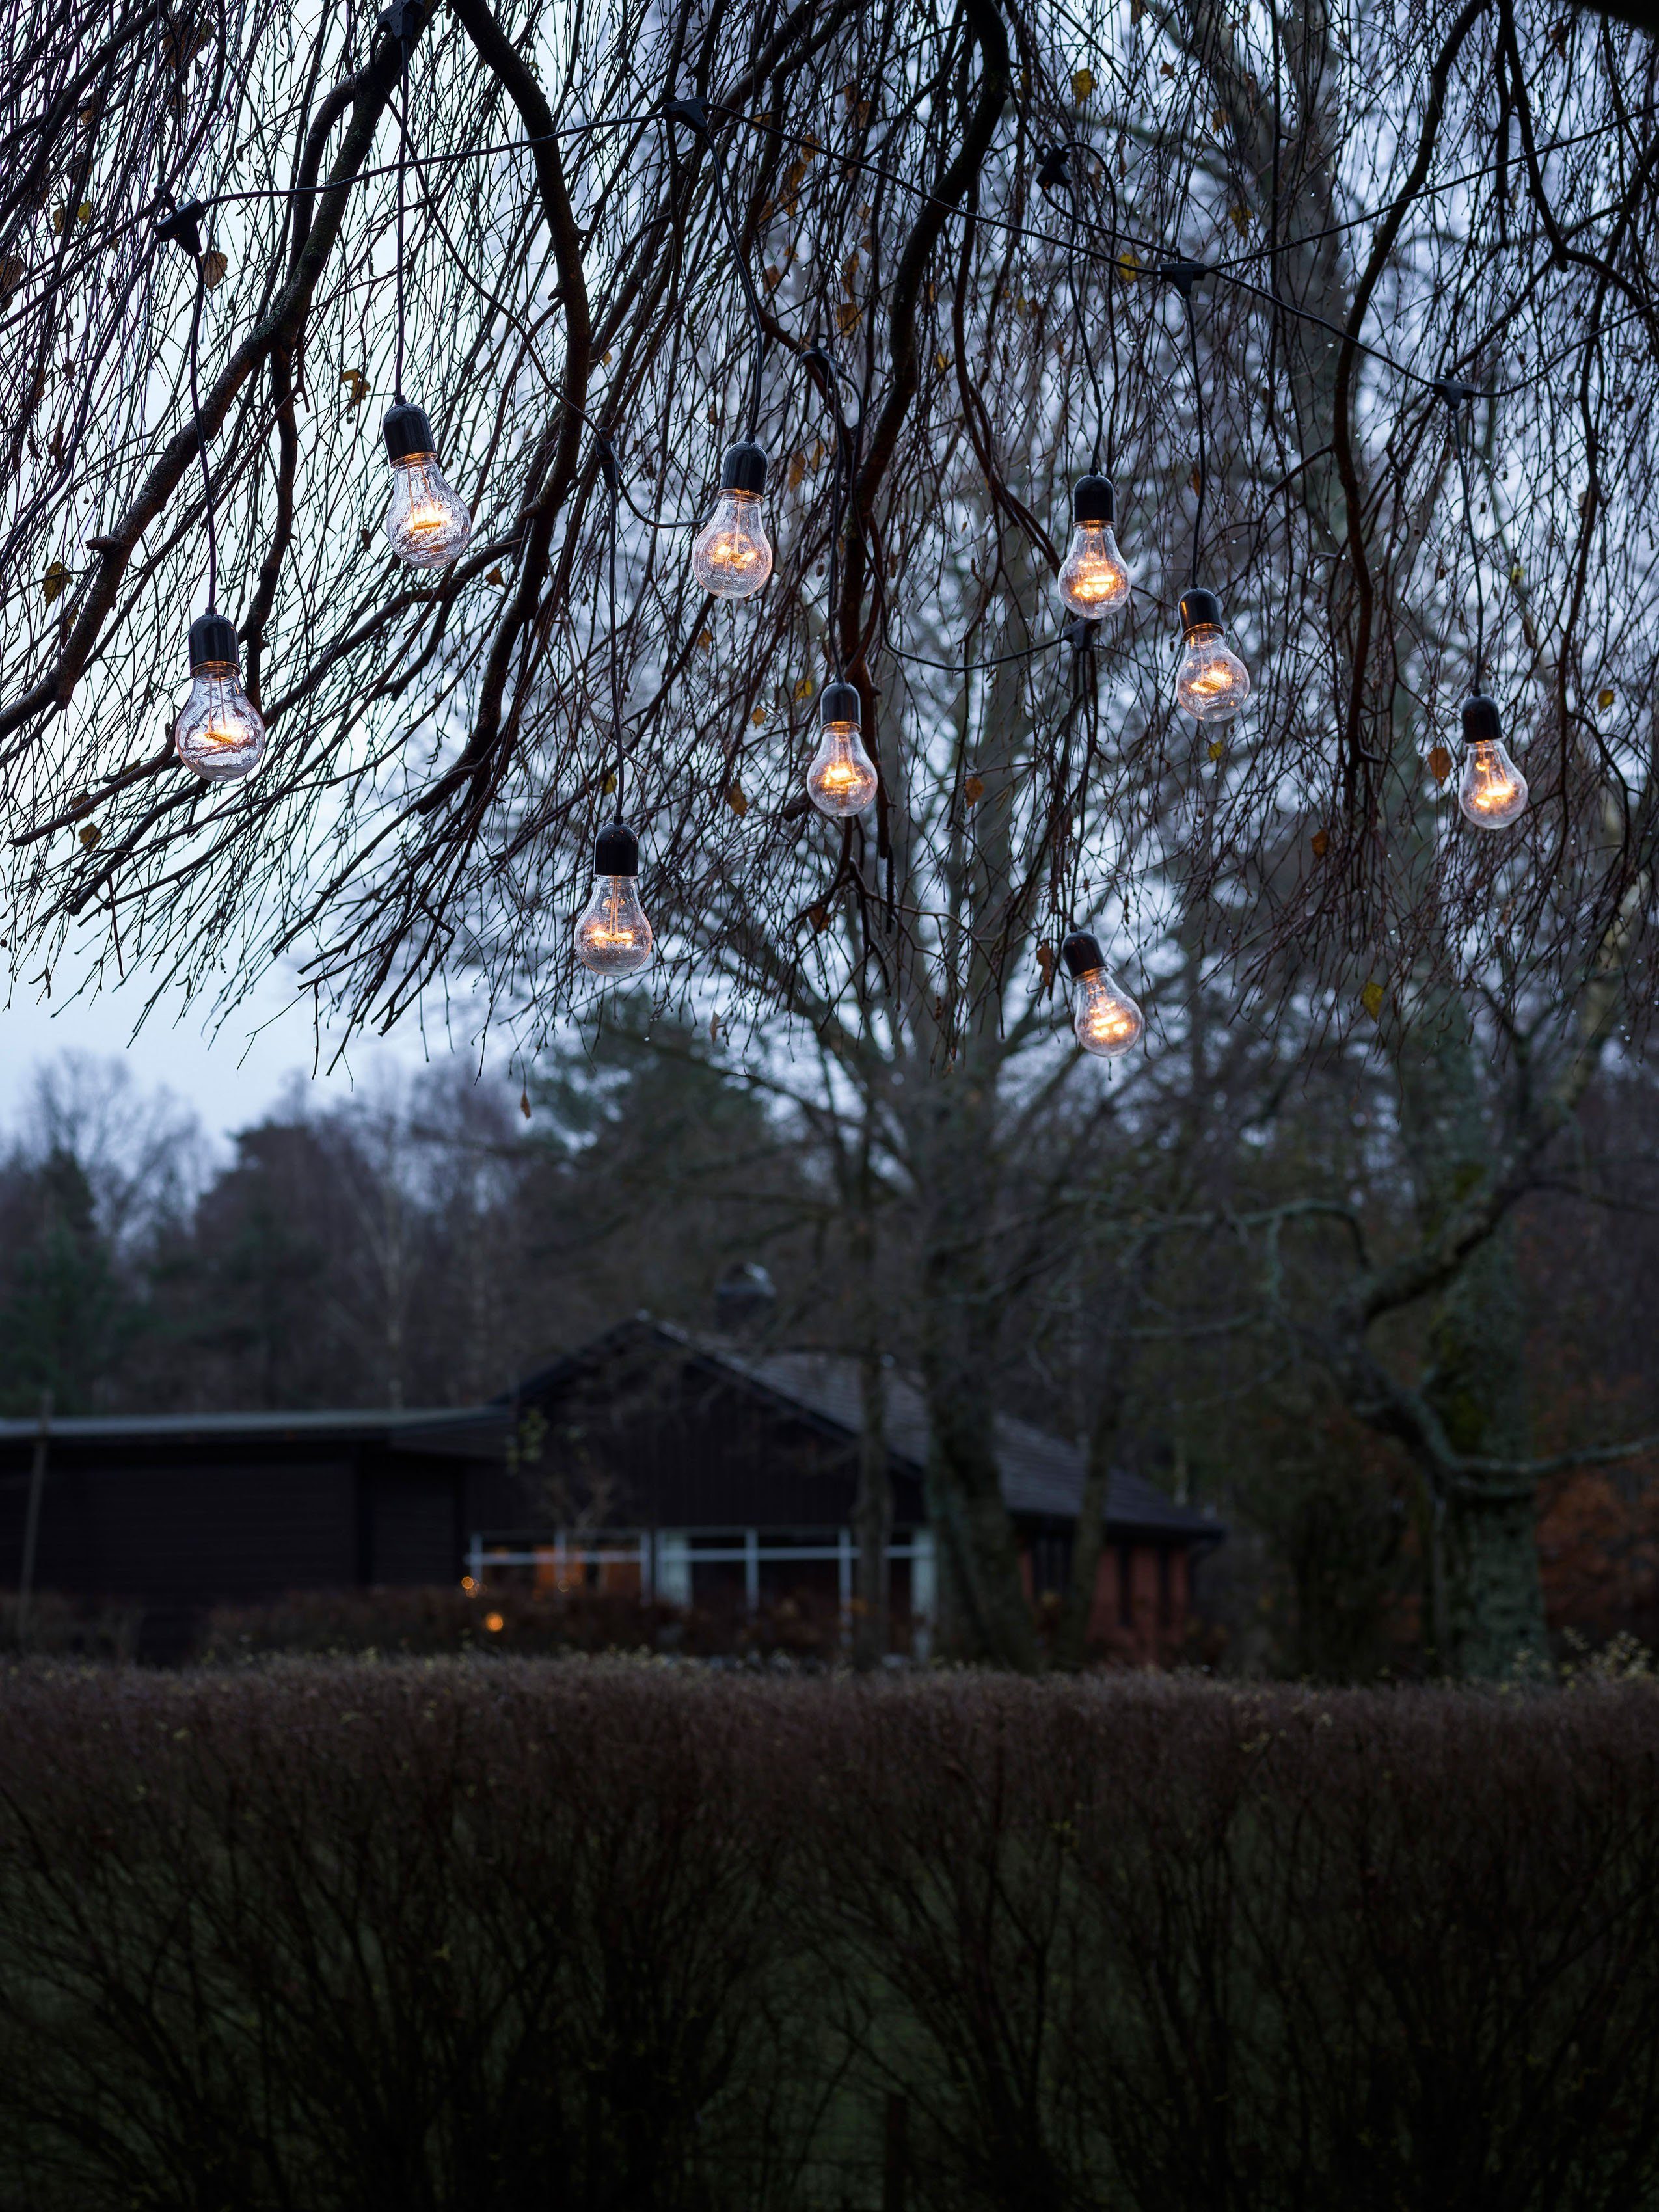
xmin=691 ymin=490 xmax=773 ymax=599
xmin=173 ymin=662 xmax=267 ymax=783
xmin=1175 ymin=624 xmax=1251 ymax=723
xmin=1458 ymin=739 xmax=1528 ymax=829
xmin=574 ymin=876 xmax=654 ymax=977
xmin=807 ymin=719 xmax=878 ymax=818
xmin=384 ymin=455 xmax=472 ymax=568
xmin=1057 ymin=523 xmax=1130 ymax=618
xmin=1073 ymin=965 xmax=1145 ymax=1058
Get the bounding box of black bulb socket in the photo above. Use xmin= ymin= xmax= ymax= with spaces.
xmin=820 ymin=681 xmax=861 ymax=728
xmin=1179 ymin=587 xmax=1224 ymax=637
xmin=383 ymin=403 xmax=437 ymax=463
xmin=1462 ymin=695 xmax=1502 ymax=747
xmin=595 ymin=820 xmax=640 ymax=877
xmin=719 ymin=442 xmax=768 ymax=497
xmin=1061 ymin=930 xmax=1105 ymax=980
xmin=1072 ymin=474 xmax=1115 ymax=528
xmin=187 ymin=613 xmax=239 ymax=670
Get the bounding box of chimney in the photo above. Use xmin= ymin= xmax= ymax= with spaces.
xmin=714 ymin=1261 xmax=777 ymax=1338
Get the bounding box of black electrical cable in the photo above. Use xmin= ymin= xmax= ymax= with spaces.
xmin=668 ymin=98 xmax=767 ymax=440
xmin=803 ymin=342 xmax=861 ymax=681
xmin=1444 ymin=387 xmax=1486 ymax=688
xmin=393 ymin=20 xmax=411 ymax=403
xmin=185 ymin=258 xmax=217 ymax=613
xmin=600 ymin=438 xmax=626 ymax=816
xmin=717 ymin=102 xmax=1515 ymax=403
xmin=1040 ymin=147 xmax=1109 ymax=474
xmin=1187 ymin=301 xmax=1205 ymax=588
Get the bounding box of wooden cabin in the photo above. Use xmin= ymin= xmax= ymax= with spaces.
xmin=0 ymin=1315 xmax=1221 ymax=1660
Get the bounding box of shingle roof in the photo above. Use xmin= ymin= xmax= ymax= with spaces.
xmin=639 ymin=1326 xmax=1219 ymax=1541
xmin=720 ymin=1350 xmax=1214 ymax=1536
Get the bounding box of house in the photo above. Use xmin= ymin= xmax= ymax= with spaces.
xmin=478 ymin=1315 xmax=1219 ymax=1661
xmin=0 ymin=1314 xmax=1221 ymax=1661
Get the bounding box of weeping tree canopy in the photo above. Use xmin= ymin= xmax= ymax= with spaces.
xmin=3 ymin=0 xmax=1656 ymax=1062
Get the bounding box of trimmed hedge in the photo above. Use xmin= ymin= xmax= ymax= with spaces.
xmin=0 ymin=1663 xmax=1656 ymax=2209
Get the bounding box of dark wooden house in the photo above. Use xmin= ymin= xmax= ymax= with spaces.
xmin=0 ymin=1316 xmax=1221 ymax=1660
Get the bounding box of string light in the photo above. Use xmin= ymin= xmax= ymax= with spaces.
xmin=1062 ymin=931 xmax=1145 ymax=1057
xmin=1040 ymin=146 xmax=1131 ymax=624
xmin=1175 ymin=588 xmax=1251 ymax=723
xmin=379 ymin=4 xmax=472 ymax=569
xmin=382 ymin=402 xmax=472 ymax=566
xmin=669 ymin=95 xmax=776 ymax=604
xmin=154 ymin=199 xmax=268 ymax=785
xmin=807 ymin=682 xmax=878 ymax=817
xmin=576 ymin=439 xmax=654 ymax=977
xmin=133 ymin=73 xmax=1569 ymax=986
xmin=1436 ymin=379 xmax=1527 ymax=832
xmin=1457 ymin=695 xmax=1528 ymax=828
xmin=1058 ymin=474 xmax=1129 ymax=618
xmin=691 ymin=442 xmax=773 ymax=597
xmin=576 ymin=818 xmax=654 ymax=975
xmin=174 ymin=613 xmax=267 ymax=781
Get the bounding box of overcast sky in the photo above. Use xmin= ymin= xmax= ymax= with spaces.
xmin=0 ymin=938 xmax=479 ymax=1140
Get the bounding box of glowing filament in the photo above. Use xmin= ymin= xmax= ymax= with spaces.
xmin=1057 ymin=524 xmax=1130 ymax=617
xmin=575 ymin=875 xmax=654 ymax=977
xmin=1175 ymin=624 xmax=1251 ymax=724
xmin=1458 ymin=740 xmax=1528 ymax=829
xmin=691 ymin=491 xmax=774 ymax=599
xmin=807 ymin=720 xmax=879 ymax=817
xmin=1073 ymin=967 xmax=1145 ymax=1058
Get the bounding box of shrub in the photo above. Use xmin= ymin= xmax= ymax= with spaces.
xmin=196 ymin=1582 xmax=852 ymax=1664
xmin=0 ymin=1666 xmax=1655 ymax=2209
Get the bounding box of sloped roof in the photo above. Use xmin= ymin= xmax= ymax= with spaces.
xmin=0 ymin=1406 xmax=500 ymax=1456
xmin=510 ymin=1317 xmax=1220 ymax=1542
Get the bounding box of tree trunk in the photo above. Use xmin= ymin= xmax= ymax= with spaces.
xmin=1396 ymin=1000 xmax=1546 ymax=1677
xmin=915 ymin=1220 xmax=1038 ymax=1670
xmin=1054 ymin=1257 xmax=1142 ymax=1671
xmin=1422 ymin=1220 xmax=1546 ymax=1676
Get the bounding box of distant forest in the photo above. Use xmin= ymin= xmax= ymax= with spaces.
xmin=3 ymin=1024 xmax=1656 ymax=1674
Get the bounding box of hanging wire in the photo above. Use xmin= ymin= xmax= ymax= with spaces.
xmin=668 ymin=98 xmax=767 ymax=440
xmin=803 ymin=344 xmax=861 ymax=681
xmin=600 ymin=438 xmax=626 ymax=818
xmin=1040 ymin=142 xmax=1113 ymax=476
xmin=1186 ymin=293 xmax=1206 ymax=589
xmin=1441 ymin=383 xmax=1486 ymax=689
xmin=1157 ymin=265 xmax=1208 ymax=589
xmin=393 ymin=18 xmax=412 ymax=403
xmin=184 ymin=248 xmax=217 ymax=612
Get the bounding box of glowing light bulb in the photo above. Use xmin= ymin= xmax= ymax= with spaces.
xmin=173 ymin=614 xmax=267 ymax=782
xmin=691 ymin=442 xmax=773 ymax=599
xmin=1174 ymin=588 xmax=1250 ymax=723
xmin=381 ymin=402 xmax=471 ymax=568
xmin=1057 ymin=474 xmax=1130 ymax=618
xmin=807 ymin=682 xmax=878 ymax=818
xmin=575 ymin=820 xmax=654 ymax=977
xmin=1061 ymin=931 xmax=1145 ymax=1059
xmin=1456 ymin=695 xmax=1528 ymax=830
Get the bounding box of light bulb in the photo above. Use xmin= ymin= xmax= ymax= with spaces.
xmin=381 ymin=402 xmax=471 ymax=568
xmin=1175 ymin=588 xmax=1250 ymax=723
xmin=807 ymin=682 xmax=878 ymax=818
xmin=1456 ymin=695 xmax=1528 ymax=829
xmin=173 ymin=614 xmax=267 ymax=783
xmin=692 ymin=442 xmax=773 ymax=599
xmin=575 ymin=820 xmax=654 ymax=977
xmin=1061 ymin=931 xmax=1145 ymax=1059
xmin=1057 ymin=474 xmax=1130 ymax=618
